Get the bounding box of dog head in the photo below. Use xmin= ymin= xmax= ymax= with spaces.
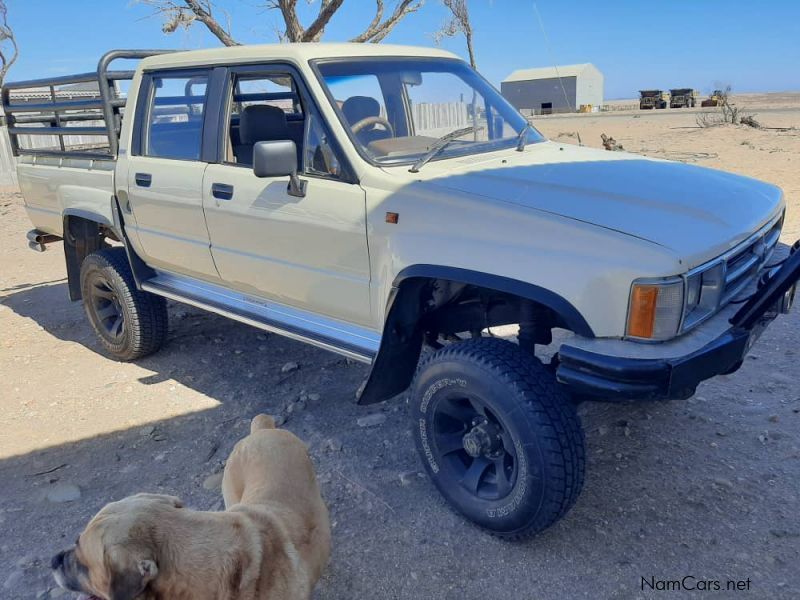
xmin=51 ymin=493 xmax=183 ymax=600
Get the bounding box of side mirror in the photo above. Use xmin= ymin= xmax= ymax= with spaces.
xmin=252 ymin=140 xmax=307 ymax=198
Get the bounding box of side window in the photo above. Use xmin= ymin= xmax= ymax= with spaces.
xmin=145 ymin=72 xmax=209 ymax=160
xmin=224 ymin=70 xmax=345 ymax=180
xmin=226 ymin=74 xmax=304 ymax=167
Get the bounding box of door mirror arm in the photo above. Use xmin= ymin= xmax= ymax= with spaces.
xmin=288 ymin=173 xmax=307 ymax=198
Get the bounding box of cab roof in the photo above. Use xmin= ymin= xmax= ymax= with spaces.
xmin=140 ymin=43 xmax=459 ymax=70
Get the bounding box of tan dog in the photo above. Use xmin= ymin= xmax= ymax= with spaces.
xmin=51 ymin=415 xmax=331 ymax=599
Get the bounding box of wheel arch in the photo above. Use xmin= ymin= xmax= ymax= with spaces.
xmin=358 ymin=264 xmax=594 ymax=405
xmin=62 ymin=199 xmax=154 ymax=301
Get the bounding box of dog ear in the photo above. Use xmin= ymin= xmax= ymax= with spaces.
xmin=108 ymin=559 xmax=158 ymax=600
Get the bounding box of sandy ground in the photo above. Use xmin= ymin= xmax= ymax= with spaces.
xmin=1 ymin=95 xmax=799 ymax=599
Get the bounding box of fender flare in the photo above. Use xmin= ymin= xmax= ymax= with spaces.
xmin=358 ymin=264 xmax=594 ymax=405
xmin=61 ymin=200 xmax=154 ymax=301
xmin=63 ymin=207 xmax=114 ymax=229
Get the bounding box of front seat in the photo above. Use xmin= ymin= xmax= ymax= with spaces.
xmin=341 ymin=96 xmax=392 ymax=147
xmin=233 ymin=104 xmax=290 ymax=166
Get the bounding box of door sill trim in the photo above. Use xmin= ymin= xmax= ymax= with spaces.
xmin=141 ymin=270 xmax=379 ymax=364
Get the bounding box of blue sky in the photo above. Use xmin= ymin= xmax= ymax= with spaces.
xmin=6 ymin=0 xmax=800 ymax=98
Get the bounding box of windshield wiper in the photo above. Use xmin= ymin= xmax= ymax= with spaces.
xmin=409 ymin=126 xmax=484 ymax=173
xmin=516 ymin=123 xmax=533 ymax=152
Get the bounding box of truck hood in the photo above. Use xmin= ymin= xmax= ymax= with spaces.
xmin=415 ymin=142 xmax=784 ymax=267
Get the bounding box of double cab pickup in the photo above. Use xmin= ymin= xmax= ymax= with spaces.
xmin=5 ymin=44 xmax=799 ymax=538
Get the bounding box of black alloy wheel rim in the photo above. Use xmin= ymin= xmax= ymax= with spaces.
xmin=88 ymin=274 xmax=125 ymax=341
xmin=431 ymin=393 xmax=518 ymax=500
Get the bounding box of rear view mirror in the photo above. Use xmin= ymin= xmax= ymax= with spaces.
xmin=400 ymin=71 xmax=422 ymax=86
xmin=253 ymin=140 xmax=306 ymax=197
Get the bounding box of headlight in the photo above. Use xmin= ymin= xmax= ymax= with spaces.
xmin=626 ymin=278 xmax=684 ymax=340
xmin=682 ymin=262 xmax=725 ymax=329
xmin=627 ymin=261 xmax=727 ymax=341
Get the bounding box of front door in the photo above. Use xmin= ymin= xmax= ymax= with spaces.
xmin=201 ymin=66 xmax=372 ymax=327
xmin=125 ymin=68 xmax=219 ymax=281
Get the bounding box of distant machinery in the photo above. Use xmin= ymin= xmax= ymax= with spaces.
xmin=701 ymin=90 xmax=725 ymax=107
xmin=669 ymin=88 xmax=699 ymax=108
xmin=639 ymin=90 xmax=669 ymax=110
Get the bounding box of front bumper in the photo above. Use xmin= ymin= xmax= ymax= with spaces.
xmin=556 ymin=241 xmax=800 ymax=400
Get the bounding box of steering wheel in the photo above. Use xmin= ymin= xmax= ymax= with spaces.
xmin=351 ymin=115 xmax=395 ymax=137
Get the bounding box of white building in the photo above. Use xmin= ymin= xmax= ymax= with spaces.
xmin=501 ymin=63 xmax=604 ymax=114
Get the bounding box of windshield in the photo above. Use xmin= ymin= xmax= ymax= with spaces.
xmin=314 ymin=57 xmax=545 ymax=166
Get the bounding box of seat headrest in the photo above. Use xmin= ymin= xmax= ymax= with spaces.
xmin=342 ymin=96 xmax=381 ymax=125
xmin=239 ymin=104 xmax=289 ymax=145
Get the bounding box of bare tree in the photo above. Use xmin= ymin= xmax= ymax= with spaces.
xmin=433 ymin=0 xmax=475 ymax=68
xmin=696 ymin=86 xmax=751 ymax=128
xmin=0 ymin=0 xmax=18 ymax=86
xmin=140 ymin=0 xmax=424 ymax=46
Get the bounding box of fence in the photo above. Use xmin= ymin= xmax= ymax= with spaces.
xmin=0 ymin=124 xmax=17 ymax=185
xmin=0 ymin=122 xmax=106 ymax=186
xmin=412 ymin=101 xmax=470 ymax=137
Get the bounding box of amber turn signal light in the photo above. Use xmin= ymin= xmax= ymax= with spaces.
xmin=627 ymin=285 xmax=659 ymax=338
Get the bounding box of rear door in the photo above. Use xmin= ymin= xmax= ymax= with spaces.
xmin=125 ymin=68 xmax=220 ymax=280
xmin=201 ymin=64 xmax=372 ymax=327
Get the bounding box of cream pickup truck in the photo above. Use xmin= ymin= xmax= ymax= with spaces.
xmin=5 ymin=45 xmax=799 ymax=539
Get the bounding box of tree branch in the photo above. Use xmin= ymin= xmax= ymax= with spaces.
xmin=141 ymin=0 xmax=425 ymax=47
xmin=349 ymin=0 xmax=385 ymax=43
xmin=182 ymin=0 xmax=239 ymax=46
xmin=0 ymin=0 xmax=18 ymax=86
xmin=138 ymin=0 xmax=240 ymax=46
xmin=434 ymin=0 xmax=475 ymax=67
xmin=302 ymin=0 xmax=345 ymax=42
xmin=352 ymin=0 xmax=424 ymax=43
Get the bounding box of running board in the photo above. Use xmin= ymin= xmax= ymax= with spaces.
xmin=141 ymin=271 xmax=379 ymax=364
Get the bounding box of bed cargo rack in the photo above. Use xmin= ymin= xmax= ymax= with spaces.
xmin=1 ymin=49 xmax=171 ymax=160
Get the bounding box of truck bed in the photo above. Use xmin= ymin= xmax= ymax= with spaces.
xmin=16 ymin=156 xmax=115 ymax=237
xmin=2 ymin=50 xmax=170 ymax=237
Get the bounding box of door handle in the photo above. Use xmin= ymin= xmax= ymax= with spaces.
xmin=134 ymin=173 xmax=152 ymax=187
xmin=212 ymin=183 xmax=234 ymax=201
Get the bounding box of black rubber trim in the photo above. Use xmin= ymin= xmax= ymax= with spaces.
xmin=113 ymin=196 xmax=156 ymax=290
xmin=358 ymin=266 xmax=594 ymax=405
xmin=394 ymin=264 xmax=594 ymax=338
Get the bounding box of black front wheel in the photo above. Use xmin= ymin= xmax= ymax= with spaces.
xmin=411 ymin=338 xmax=585 ymax=539
xmin=80 ymin=248 xmax=168 ymax=361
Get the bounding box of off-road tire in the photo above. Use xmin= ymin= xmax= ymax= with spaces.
xmin=410 ymin=338 xmax=585 ymax=540
xmin=80 ymin=248 xmax=167 ymax=361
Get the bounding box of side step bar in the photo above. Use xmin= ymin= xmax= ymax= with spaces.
xmin=27 ymin=229 xmax=62 ymax=252
xmin=141 ymin=271 xmax=380 ymax=364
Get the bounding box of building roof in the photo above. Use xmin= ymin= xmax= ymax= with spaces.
xmin=502 ymin=63 xmax=600 ymax=83
xmin=142 ymin=43 xmax=458 ymax=70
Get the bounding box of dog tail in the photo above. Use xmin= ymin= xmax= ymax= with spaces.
xmin=251 ymin=414 xmax=276 ymax=433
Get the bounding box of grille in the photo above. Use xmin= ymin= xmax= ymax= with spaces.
xmin=721 ymin=217 xmax=782 ymax=304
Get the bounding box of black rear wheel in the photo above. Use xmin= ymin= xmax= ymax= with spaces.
xmin=411 ymin=338 xmax=585 ymax=539
xmin=80 ymin=248 xmax=167 ymax=361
